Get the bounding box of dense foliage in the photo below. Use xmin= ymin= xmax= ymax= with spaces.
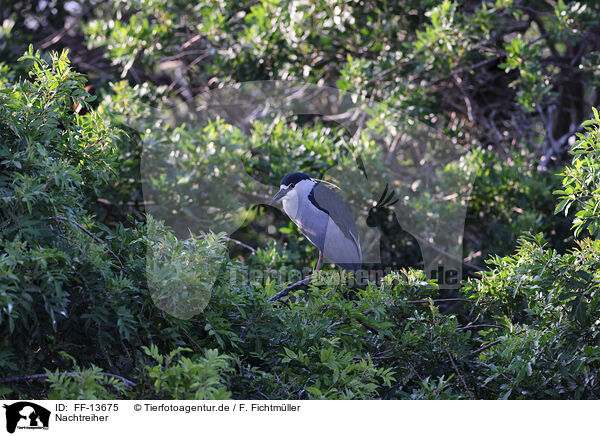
xmin=1 ymin=1 xmax=599 ymax=399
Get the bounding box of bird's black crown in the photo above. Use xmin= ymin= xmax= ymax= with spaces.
xmin=280 ymin=172 xmax=311 ymax=186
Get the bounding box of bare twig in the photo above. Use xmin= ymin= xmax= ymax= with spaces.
xmin=356 ymin=318 xmax=379 ymax=335
xmin=457 ymin=323 xmax=504 ymax=331
xmin=193 ymin=234 xmax=256 ymax=254
xmin=39 ymin=5 xmax=93 ymax=49
xmin=179 ymin=328 xmax=204 ymax=353
xmin=120 ymin=338 xmax=131 ymax=359
xmin=405 ymin=298 xmax=471 ymax=304
xmin=446 ymin=348 xmax=474 ymax=400
xmin=537 ymin=104 xmax=593 ymax=166
xmin=222 ymin=237 xmax=257 ymax=254
xmin=255 ymin=390 xmax=270 ymax=400
xmin=453 ymin=74 xmax=475 ymax=124
xmin=355 ymin=318 xmax=396 ymax=341
xmin=470 ymin=338 xmax=503 ymax=355
xmin=49 ymin=216 xmax=126 ymax=271
xmin=407 ymin=361 xmax=424 ymax=382
xmin=268 ymin=276 xmax=312 ymax=302
xmin=450 ymin=56 xmax=501 ymax=77
xmin=474 ymin=361 xmax=513 ymax=383
xmin=470 ymin=329 xmax=527 ymax=355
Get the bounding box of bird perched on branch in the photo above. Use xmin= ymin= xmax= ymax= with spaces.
xmin=269 ymin=172 xmax=362 ymax=272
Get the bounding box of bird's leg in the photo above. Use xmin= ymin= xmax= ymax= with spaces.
xmin=315 ymin=250 xmax=323 ymax=273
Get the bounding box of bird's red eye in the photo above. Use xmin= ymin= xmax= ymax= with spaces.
xmin=289 ymin=183 xmax=295 ymax=188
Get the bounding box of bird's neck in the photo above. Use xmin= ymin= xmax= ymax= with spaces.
xmin=282 ymin=194 xmax=298 ymax=220
xmin=282 ymin=179 xmax=315 ymax=220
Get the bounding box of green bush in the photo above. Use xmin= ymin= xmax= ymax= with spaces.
xmin=555 ymin=108 xmax=600 ymax=238
xmin=45 ymin=353 xmax=127 ymax=400
xmin=142 ymin=345 xmax=232 ymax=400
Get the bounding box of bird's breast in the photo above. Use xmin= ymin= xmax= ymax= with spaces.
xmin=282 ymin=194 xmax=299 ymax=221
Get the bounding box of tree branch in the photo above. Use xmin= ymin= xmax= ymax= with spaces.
xmin=193 ymin=234 xmax=256 ymax=254
xmin=405 ymin=298 xmax=471 ymax=304
xmin=470 ymin=329 xmax=526 ymax=355
xmin=268 ymin=276 xmax=312 ymax=302
xmin=0 ymin=372 xmax=136 ymax=388
xmin=49 ymin=216 xmax=126 ymax=271
xmin=457 ymin=323 xmax=504 ymax=331
xmin=446 ymin=348 xmax=474 ymax=400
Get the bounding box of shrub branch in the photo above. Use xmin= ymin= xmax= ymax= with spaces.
xmin=0 ymin=372 xmax=136 ymax=388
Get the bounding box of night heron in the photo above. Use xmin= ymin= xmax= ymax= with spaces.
xmin=269 ymin=172 xmax=362 ymax=271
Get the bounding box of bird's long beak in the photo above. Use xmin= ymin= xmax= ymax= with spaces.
xmin=269 ymin=187 xmax=290 ymax=205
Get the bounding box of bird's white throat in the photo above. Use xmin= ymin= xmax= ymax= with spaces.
xmin=282 ymin=179 xmax=315 ymax=221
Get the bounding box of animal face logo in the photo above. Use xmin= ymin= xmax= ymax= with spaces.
xmin=135 ymin=81 xmax=476 ymax=318
xmin=3 ymin=402 xmax=50 ymax=433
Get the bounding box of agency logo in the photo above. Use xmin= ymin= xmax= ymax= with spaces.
xmin=3 ymin=402 xmax=50 ymax=433
xmin=137 ymin=81 xmax=476 ymax=318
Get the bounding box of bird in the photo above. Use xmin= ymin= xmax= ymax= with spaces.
xmin=269 ymin=172 xmax=362 ymax=272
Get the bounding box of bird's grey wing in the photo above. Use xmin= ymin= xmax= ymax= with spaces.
xmin=294 ymin=205 xmax=327 ymax=252
xmin=311 ymin=183 xmax=361 ymax=254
